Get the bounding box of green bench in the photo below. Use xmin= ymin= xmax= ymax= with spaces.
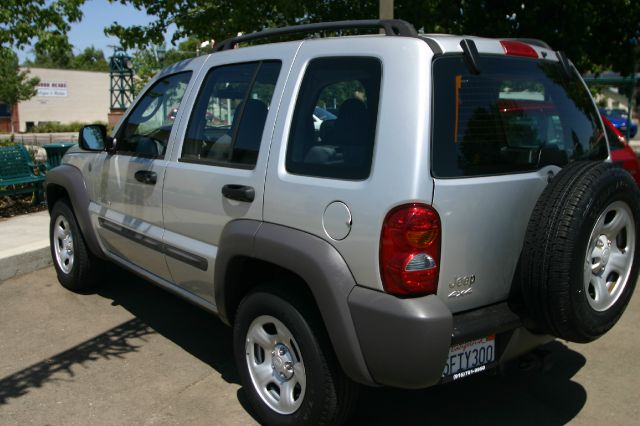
xmin=43 ymin=142 xmax=76 ymax=169
xmin=0 ymin=145 xmax=46 ymax=203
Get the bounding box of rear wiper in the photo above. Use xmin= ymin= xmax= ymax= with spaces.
xmin=460 ymin=39 xmax=481 ymax=74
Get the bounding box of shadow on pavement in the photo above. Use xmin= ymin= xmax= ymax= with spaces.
xmin=1 ymin=265 xmax=588 ymax=424
xmin=350 ymin=341 xmax=587 ymax=425
xmin=95 ymin=267 xmax=590 ymax=424
xmin=0 ymin=266 xmax=237 ymax=407
xmin=95 ymin=266 xmax=240 ymax=385
xmin=0 ymin=318 xmax=154 ymax=405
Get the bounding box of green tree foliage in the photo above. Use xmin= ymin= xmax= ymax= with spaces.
xmin=396 ymin=0 xmax=640 ymax=75
xmin=25 ymin=42 xmax=74 ymax=69
xmin=1 ymin=0 xmax=85 ymax=55
xmin=104 ymin=0 xmax=377 ymax=49
xmin=130 ymin=38 xmax=200 ymax=92
xmin=3 ymin=1 xmax=638 ymax=75
xmin=107 ymin=0 xmax=640 ymax=74
xmin=2 ymin=0 xmax=107 ymax=73
xmin=72 ymin=46 xmax=110 ymax=71
xmin=0 ymin=49 xmax=39 ymax=132
xmin=25 ymin=45 xmax=110 ymax=72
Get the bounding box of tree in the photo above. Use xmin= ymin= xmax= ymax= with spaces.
xmin=106 ymin=0 xmax=376 ymax=49
xmin=1 ymin=0 xmax=85 ymax=57
xmin=71 ymin=47 xmax=110 ymax=71
xmin=24 ymin=42 xmax=75 ymax=70
xmin=0 ymin=49 xmax=39 ymax=132
xmin=25 ymin=46 xmax=110 ymax=72
xmin=130 ymin=38 xmax=201 ymax=92
xmin=396 ymin=0 xmax=640 ymax=75
xmin=107 ymin=0 xmax=640 ymax=75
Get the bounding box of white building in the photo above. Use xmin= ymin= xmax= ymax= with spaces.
xmin=15 ymin=68 xmax=110 ymax=132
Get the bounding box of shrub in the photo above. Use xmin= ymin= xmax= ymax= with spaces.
xmin=31 ymin=121 xmax=109 ymax=133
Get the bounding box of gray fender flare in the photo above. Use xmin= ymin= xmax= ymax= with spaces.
xmin=214 ymin=220 xmax=374 ymax=385
xmin=45 ymin=164 xmax=105 ymax=259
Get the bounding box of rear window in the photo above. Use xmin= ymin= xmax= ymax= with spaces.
xmin=432 ymin=56 xmax=607 ymax=178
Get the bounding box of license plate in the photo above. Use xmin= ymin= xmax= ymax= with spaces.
xmin=442 ymin=335 xmax=495 ymax=381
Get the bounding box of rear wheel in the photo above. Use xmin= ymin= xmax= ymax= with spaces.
xmin=233 ymin=286 xmax=358 ymax=425
xmin=50 ymin=200 xmax=103 ymax=292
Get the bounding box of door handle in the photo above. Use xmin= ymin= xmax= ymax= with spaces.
xmin=222 ymin=184 xmax=255 ymax=202
xmin=134 ymin=170 xmax=157 ymax=185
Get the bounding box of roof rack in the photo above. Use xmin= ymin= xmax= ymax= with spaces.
xmin=212 ymin=19 xmax=418 ymax=52
xmin=503 ymin=38 xmax=552 ymax=50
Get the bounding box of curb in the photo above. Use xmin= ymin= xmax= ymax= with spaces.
xmin=0 ymin=243 xmax=52 ymax=282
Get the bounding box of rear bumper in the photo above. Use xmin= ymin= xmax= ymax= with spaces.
xmin=348 ymin=286 xmax=550 ymax=389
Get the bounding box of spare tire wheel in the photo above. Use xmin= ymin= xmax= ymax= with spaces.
xmin=520 ymin=161 xmax=640 ymax=343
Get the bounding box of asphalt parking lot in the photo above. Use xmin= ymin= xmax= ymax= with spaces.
xmin=1 ymin=266 xmax=639 ymax=425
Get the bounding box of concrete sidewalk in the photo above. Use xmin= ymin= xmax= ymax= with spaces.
xmin=0 ymin=211 xmax=51 ymax=282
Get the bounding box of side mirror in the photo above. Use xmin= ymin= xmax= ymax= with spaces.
xmin=79 ymin=124 xmax=114 ymax=152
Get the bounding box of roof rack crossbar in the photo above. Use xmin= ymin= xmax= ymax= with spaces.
xmin=213 ymin=19 xmax=418 ymax=52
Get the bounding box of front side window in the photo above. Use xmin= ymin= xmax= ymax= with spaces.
xmin=181 ymin=61 xmax=281 ymax=168
xmin=116 ymin=72 xmax=192 ymax=158
xmin=286 ymin=57 xmax=382 ymax=180
xmin=432 ymin=56 xmax=607 ymax=178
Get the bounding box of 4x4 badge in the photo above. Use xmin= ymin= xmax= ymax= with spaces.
xmin=447 ymin=274 xmax=475 ymax=298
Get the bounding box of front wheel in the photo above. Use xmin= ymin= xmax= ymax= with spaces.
xmin=50 ymin=200 xmax=103 ymax=292
xmin=233 ymin=287 xmax=357 ymax=425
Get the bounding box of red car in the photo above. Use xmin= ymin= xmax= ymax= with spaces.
xmin=602 ymin=114 xmax=640 ymax=186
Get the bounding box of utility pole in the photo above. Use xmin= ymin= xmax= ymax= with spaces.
xmin=379 ymin=0 xmax=394 ymax=20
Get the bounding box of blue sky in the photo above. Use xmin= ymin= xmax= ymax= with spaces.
xmin=17 ymin=0 xmax=177 ymax=63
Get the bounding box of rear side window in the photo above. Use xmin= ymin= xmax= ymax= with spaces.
xmin=432 ymin=56 xmax=607 ymax=178
xmin=286 ymin=57 xmax=381 ymax=180
xmin=181 ymin=61 xmax=281 ymax=168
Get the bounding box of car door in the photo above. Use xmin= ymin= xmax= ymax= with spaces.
xmin=429 ymin=54 xmax=608 ymax=313
xmin=92 ymin=72 xmax=193 ymax=280
xmin=161 ymin=46 xmax=294 ymax=303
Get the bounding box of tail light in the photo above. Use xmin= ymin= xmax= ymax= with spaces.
xmin=379 ymin=203 xmax=441 ymax=296
xmin=500 ymin=40 xmax=538 ymax=58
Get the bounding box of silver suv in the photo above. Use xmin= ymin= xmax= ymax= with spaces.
xmin=45 ymin=20 xmax=640 ymax=425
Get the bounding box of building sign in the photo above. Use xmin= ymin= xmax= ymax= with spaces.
xmin=37 ymin=81 xmax=68 ymax=97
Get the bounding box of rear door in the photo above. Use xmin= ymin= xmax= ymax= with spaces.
xmin=262 ymin=37 xmax=434 ymax=290
xmin=161 ymin=46 xmax=294 ymax=304
xmin=431 ymin=54 xmax=608 ymax=313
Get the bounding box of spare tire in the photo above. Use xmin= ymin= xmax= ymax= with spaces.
xmin=520 ymin=161 xmax=640 ymax=343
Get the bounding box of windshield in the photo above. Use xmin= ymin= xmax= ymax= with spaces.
xmin=432 ymin=55 xmax=607 ymax=178
xmin=601 ymin=108 xmax=628 ymax=119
